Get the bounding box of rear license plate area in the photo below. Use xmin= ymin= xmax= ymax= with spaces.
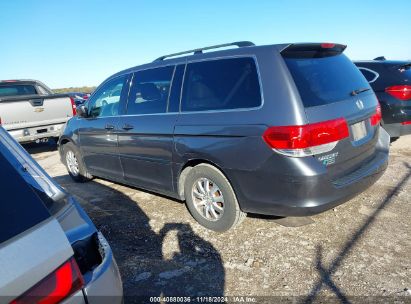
xmin=37 ymin=129 xmax=47 ymax=134
xmin=351 ymin=121 xmax=367 ymax=141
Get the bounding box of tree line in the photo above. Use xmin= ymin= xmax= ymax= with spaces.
xmin=52 ymin=86 xmax=96 ymax=94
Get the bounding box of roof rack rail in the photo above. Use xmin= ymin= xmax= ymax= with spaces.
xmin=153 ymin=41 xmax=255 ymax=62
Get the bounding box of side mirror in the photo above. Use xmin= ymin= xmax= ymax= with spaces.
xmin=76 ymin=105 xmax=88 ymax=118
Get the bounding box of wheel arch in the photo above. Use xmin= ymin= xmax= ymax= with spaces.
xmin=58 ymin=136 xmax=73 ymax=159
xmin=59 ymin=137 xmax=71 ymax=146
xmin=59 ymin=137 xmax=86 ymax=167
xmin=177 ymin=159 xmax=230 ymax=201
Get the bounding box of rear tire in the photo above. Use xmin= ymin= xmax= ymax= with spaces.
xmin=62 ymin=142 xmax=93 ymax=182
xmin=184 ymin=164 xmax=246 ymax=232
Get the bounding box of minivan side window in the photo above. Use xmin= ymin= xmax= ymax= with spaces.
xmin=181 ymin=57 xmax=261 ymax=112
xmin=168 ymin=65 xmax=185 ymax=113
xmin=88 ymin=75 xmax=127 ymax=118
xmin=127 ymin=66 xmax=175 ymax=115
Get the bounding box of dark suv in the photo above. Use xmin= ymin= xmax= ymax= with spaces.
xmin=355 ymin=58 xmax=411 ymax=140
xmin=59 ymin=42 xmax=390 ymax=231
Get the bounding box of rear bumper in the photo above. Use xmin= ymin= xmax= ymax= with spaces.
xmin=6 ymin=123 xmax=65 ymax=143
xmin=382 ymin=122 xmax=411 ymax=138
xmin=231 ymin=127 xmax=390 ymax=217
xmin=83 ymin=232 xmax=123 ymax=304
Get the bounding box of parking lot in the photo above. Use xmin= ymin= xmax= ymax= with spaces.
xmin=29 ymin=136 xmax=410 ymax=302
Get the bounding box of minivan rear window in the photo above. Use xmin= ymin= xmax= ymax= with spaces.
xmin=284 ymin=54 xmax=370 ymax=107
xmin=182 ymin=57 xmax=262 ymax=112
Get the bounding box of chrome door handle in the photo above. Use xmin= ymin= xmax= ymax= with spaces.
xmin=105 ymin=124 xmax=115 ymax=130
xmin=122 ymin=124 xmax=134 ymax=131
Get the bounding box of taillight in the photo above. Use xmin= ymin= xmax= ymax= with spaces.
xmin=11 ymin=257 xmax=84 ymax=304
xmin=370 ymin=103 xmax=382 ymax=126
xmin=262 ymin=118 xmax=349 ymax=157
xmin=69 ymin=97 xmax=77 ymax=116
xmin=401 ymin=121 xmax=411 ymax=125
xmin=385 ymin=85 xmax=411 ymax=101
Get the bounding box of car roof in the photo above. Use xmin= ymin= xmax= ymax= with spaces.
xmin=0 ymin=79 xmax=53 ymax=93
xmin=355 ymin=59 xmax=410 ymax=66
xmin=111 ymin=42 xmax=293 ymax=78
xmin=113 ymin=45 xmax=278 ymax=76
xmin=109 ymin=41 xmax=347 ymax=81
xmin=0 ymin=79 xmax=41 ymax=84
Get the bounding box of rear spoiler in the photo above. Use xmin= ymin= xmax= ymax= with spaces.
xmin=281 ymin=43 xmax=347 ymax=58
xmin=0 ymin=93 xmax=69 ymax=103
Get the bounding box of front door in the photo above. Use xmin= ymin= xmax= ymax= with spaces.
xmin=78 ymin=74 xmax=129 ymax=180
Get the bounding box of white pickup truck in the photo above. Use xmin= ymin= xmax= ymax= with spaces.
xmin=0 ymin=79 xmax=76 ymax=143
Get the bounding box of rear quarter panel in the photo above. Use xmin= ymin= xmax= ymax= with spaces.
xmin=172 ymin=48 xmax=308 ymax=190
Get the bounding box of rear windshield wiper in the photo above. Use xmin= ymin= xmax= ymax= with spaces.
xmin=351 ymin=88 xmax=370 ymax=96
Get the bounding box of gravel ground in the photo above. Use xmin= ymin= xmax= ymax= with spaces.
xmin=29 ymin=135 xmax=411 ymax=303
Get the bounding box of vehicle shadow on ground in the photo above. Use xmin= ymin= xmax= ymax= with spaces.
xmin=249 ymin=214 xmax=315 ymax=227
xmin=304 ymin=163 xmax=411 ymax=304
xmin=54 ymin=175 xmax=225 ymax=303
xmin=23 ymin=140 xmax=58 ymax=154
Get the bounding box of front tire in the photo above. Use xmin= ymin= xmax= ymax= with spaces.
xmin=62 ymin=142 xmax=93 ymax=182
xmin=184 ymin=164 xmax=246 ymax=232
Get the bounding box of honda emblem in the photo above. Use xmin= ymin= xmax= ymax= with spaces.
xmin=356 ymin=99 xmax=364 ymax=110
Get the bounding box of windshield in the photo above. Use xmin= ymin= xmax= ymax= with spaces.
xmin=0 ymin=84 xmax=37 ymax=97
xmin=284 ymin=54 xmax=370 ymax=107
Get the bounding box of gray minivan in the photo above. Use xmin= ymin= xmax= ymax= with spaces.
xmin=59 ymin=42 xmax=390 ymax=231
